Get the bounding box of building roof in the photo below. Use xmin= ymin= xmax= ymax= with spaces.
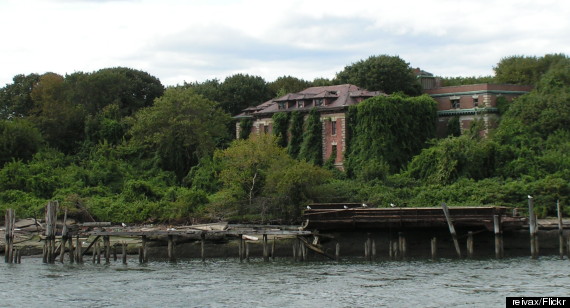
xmin=237 ymin=84 xmax=385 ymax=118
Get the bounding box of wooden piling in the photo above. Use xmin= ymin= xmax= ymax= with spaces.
xmin=5 ymin=209 xmax=15 ymax=263
xmin=59 ymin=209 xmax=68 ymax=263
xmin=467 ymin=231 xmax=474 ymax=258
xmin=494 ymin=215 xmax=503 ymax=259
xmin=567 ymin=236 xmax=570 ymax=260
xmin=431 ymin=237 xmax=437 ymax=260
xmin=245 ymin=241 xmax=250 ymax=262
xmin=557 ymin=200 xmax=564 ymax=259
xmin=138 ymin=246 xmax=143 ymax=264
xmin=398 ymin=232 xmax=407 ymax=259
xmin=200 ymin=232 xmax=205 ymax=262
xmin=239 ymin=234 xmax=244 ymax=262
xmin=271 ymin=237 xmax=276 ymax=261
xmin=528 ymin=197 xmax=538 ymax=259
xmin=76 ymin=236 xmax=83 ymax=263
xmin=442 ymin=203 xmax=461 ymax=258
xmin=292 ymin=239 xmax=298 ymax=261
xmin=263 ymin=234 xmax=269 ymax=262
xmin=103 ymin=236 xmax=111 ymax=264
xmin=113 ymin=245 xmax=117 ymax=262
xmin=96 ymin=241 xmax=101 ymax=264
xmin=168 ymin=235 xmax=176 ymax=263
xmin=69 ymin=237 xmax=75 ymax=264
xmin=142 ymin=235 xmax=148 ymax=263
xmin=388 ymin=240 xmax=393 ymax=259
xmin=372 ymin=240 xmax=376 ymax=261
xmin=335 ymin=242 xmax=340 ymax=262
xmin=122 ymin=242 xmax=127 ymax=264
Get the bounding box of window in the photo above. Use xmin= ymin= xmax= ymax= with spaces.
xmin=297 ymin=101 xmax=305 ymax=108
xmin=264 ymin=125 xmax=269 ymax=134
xmin=451 ymin=99 xmax=460 ymax=109
xmin=277 ymin=102 xmax=285 ymax=110
xmin=473 ymin=97 xmax=479 ymax=107
xmin=331 ymin=120 xmax=337 ymax=135
xmin=315 ymin=99 xmax=323 ymax=106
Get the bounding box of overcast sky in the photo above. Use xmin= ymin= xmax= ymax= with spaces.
xmin=1 ymin=0 xmax=569 ymax=87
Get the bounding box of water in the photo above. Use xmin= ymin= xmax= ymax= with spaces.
xmin=1 ymin=256 xmax=569 ymax=308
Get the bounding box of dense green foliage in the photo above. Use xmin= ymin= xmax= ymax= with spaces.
xmin=271 ymin=112 xmax=289 ymax=147
xmin=287 ymin=111 xmax=304 ymax=159
xmin=238 ymin=118 xmax=253 ymax=140
xmin=299 ymin=108 xmax=323 ymax=165
xmin=335 ymin=55 xmax=422 ymax=95
xmin=345 ymin=95 xmax=438 ymax=178
xmin=440 ymin=76 xmax=495 ymax=86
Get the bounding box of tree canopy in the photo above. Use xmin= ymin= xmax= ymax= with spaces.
xmin=335 ymin=55 xmax=422 ymax=95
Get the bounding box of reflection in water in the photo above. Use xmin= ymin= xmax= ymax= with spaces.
xmin=1 ymin=257 xmax=568 ymax=308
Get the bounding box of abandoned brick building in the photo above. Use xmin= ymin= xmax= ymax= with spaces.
xmin=235 ymin=73 xmax=532 ymax=169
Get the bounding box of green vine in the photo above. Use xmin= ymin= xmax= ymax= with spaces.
xmin=299 ymin=108 xmax=323 ymax=165
xmin=272 ymin=112 xmax=289 ymax=147
xmin=239 ymin=118 xmax=253 ymax=139
xmin=287 ymin=111 xmax=304 ymax=158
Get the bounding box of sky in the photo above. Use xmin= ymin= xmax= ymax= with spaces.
xmin=1 ymin=0 xmax=569 ymax=87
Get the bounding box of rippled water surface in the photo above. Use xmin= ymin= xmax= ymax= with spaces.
xmin=1 ymin=256 xmax=569 ymax=307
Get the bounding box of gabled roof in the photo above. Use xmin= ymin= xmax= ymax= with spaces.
xmin=237 ymin=84 xmax=385 ymax=118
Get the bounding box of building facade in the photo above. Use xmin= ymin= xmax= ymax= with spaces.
xmin=235 ymin=80 xmax=532 ymax=168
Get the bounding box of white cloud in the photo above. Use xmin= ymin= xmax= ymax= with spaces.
xmin=1 ymin=0 xmax=569 ymax=87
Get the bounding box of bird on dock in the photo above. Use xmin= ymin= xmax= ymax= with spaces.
xmin=528 ymin=195 xmax=533 ymax=199
xmin=121 ymin=222 xmax=127 ymax=227
xmin=306 ymin=205 xmax=311 ymax=210
xmin=343 ymin=205 xmax=348 ymax=209
xmin=362 ymin=203 xmax=368 ymax=208
xmin=390 ymin=203 xmax=396 ymax=208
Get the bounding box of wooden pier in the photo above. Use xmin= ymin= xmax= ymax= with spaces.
xmin=303 ymin=204 xmax=526 ymax=231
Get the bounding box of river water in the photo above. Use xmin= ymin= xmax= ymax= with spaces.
xmin=1 ymin=256 xmax=568 ymax=308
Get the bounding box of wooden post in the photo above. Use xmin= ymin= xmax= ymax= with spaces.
xmin=372 ymin=240 xmax=376 ymax=261
xmin=96 ymin=241 xmax=101 ymax=264
xmin=388 ymin=240 xmax=393 ymax=259
xmin=292 ymin=239 xmax=298 ymax=261
xmin=442 ymin=203 xmax=462 ymax=258
xmin=113 ymin=245 xmax=117 ymax=262
xmin=168 ymin=235 xmax=176 ymax=263
xmin=271 ymin=237 xmax=276 ymax=261
xmin=59 ymin=209 xmax=68 ymax=263
xmin=138 ymin=246 xmax=143 ymax=264
xmin=557 ymin=200 xmax=564 ymax=259
xmin=467 ymin=231 xmax=474 ymax=258
xmin=76 ymin=236 xmax=83 ymax=263
xmin=141 ymin=235 xmax=148 ymax=263
xmin=69 ymin=238 xmax=75 ymax=264
xmin=392 ymin=241 xmax=399 ymax=259
xmin=529 ymin=197 xmax=538 ymax=259
xmin=567 ymin=236 xmax=570 ymax=260
xmin=398 ymin=232 xmax=407 ymax=259
xmin=122 ymin=242 xmax=127 ymax=264
xmin=5 ymin=209 xmax=15 ymax=263
xmin=431 ymin=237 xmax=437 ymax=260
xmin=239 ymin=234 xmax=244 ymax=262
xmin=263 ymin=234 xmax=268 ymax=262
xmin=200 ymin=232 xmax=206 ymax=262
xmin=494 ymin=215 xmax=503 ymax=259
xmin=103 ymin=236 xmax=110 ymax=264
xmin=245 ymin=241 xmax=250 ymax=262
xmin=335 ymin=242 xmax=340 ymax=262
xmin=366 ymin=233 xmax=372 ymax=261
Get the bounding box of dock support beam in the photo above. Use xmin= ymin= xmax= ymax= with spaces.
xmin=431 ymin=237 xmax=437 ymax=260
xmin=529 ymin=197 xmax=538 ymax=259
xmin=494 ymin=215 xmax=504 ymax=259
xmin=4 ymin=209 xmax=15 ymax=264
xmin=442 ymin=203 xmax=461 ymax=258
xmin=168 ymin=235 xmax=176 ymax=263
xmin=466 ymin=231 xmax=474 ymax=258
xmin=557 ymin=200 xmax=564 ymax=259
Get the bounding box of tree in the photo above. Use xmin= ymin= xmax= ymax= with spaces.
xmin=493 ymin=54 xmax=569 ymax=86
xmin=183 ymin=79 xmax=224 ymax=104
xmin=0 ymin=73 xmax=40 ymax=119
xmin=268 ymin=76 xmax=310 ymax=98
xmin=299 ymin=108 xmax=323 ymax=165
xmin=28 ymin=73 xmax=86 ymax=154
xmin=65 ymin=67 xmax=164 ymax=117
xmin=218 ymin=74 xmax=272 ymax=115
xmin=129 ymin=87 xmax=231 ymax=181
xmin=335 ymin=55 xmax=421 ymax=95
xmin=0 ymin=119 xmax=43 ymax=166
